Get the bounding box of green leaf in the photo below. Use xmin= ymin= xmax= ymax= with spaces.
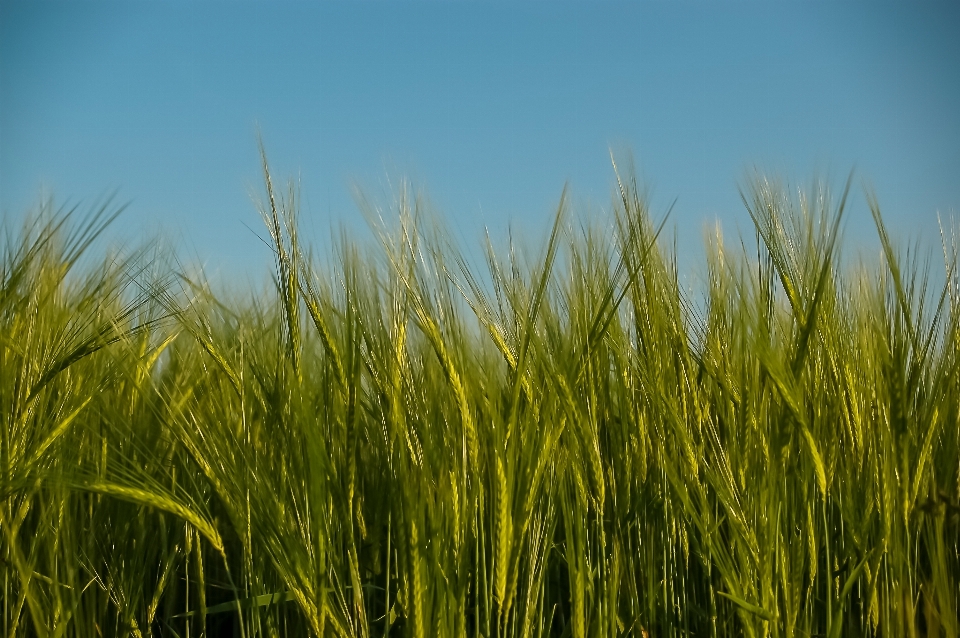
xmin=716 ymin=590 xmax=775 ymax=621
xmin=174 ymin=591 xmax=293 ymax=617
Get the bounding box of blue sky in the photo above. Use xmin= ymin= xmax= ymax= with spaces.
xmin=2 ymin=1 xmax=958 ymax=283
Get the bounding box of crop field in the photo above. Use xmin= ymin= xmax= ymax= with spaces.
xmin=2 ymin=158 xmax=958 ymax=637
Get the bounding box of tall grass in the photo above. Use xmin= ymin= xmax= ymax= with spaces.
xmin=2 ymin=156 xmax=958 ymax=637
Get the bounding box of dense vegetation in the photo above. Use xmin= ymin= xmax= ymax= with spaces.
xmin=2 ymin=157 xmax=958 ymax=637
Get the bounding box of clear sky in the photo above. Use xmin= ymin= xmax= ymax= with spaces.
xmin=2 ymin=1 xmax=958 ymax=283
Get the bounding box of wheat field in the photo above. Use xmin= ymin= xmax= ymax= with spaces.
xmin=2 ymin=154 xmax=958 ymax=637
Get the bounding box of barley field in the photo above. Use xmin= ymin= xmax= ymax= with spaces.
xmin=2 ymin=157 xmax=958 ymax=637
